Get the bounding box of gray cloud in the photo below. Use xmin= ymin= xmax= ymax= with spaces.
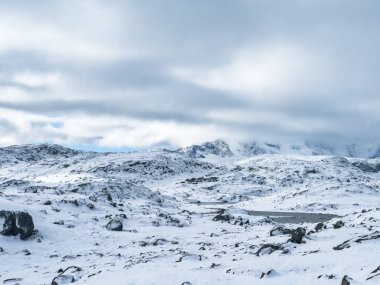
xmin=0 ymin=1 xmax=379 ymax=147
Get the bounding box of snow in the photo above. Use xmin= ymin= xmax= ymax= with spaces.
xmin=0 ymin=143 xmax=379 ymax=284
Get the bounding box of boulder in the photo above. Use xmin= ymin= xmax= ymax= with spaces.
xmin=333 ymin=220 xmax=344 ymax=229
xmin=0 ymin=210 xmax=34 ymax=240
xmin=290 ymin=227 xmax=306 ymax=244
xmin=270 ymin=226 xmax=292 ymax=236
xmin=256 ymin=244 xmax=282 ymax=256
xmin=16 ymin=212 xmax=35 ymax=240
xmin=314 ymin=222 xmax=325 ymax=232
xmin=212 ymin=210 xmax=232 ymax=222
xmin=51 ymin=275 xmax=75 ymax=285
xmin=106 ymin=219 xmax=123 ymax=231
xmin=341 ymin=275 xmax=352 ymax=285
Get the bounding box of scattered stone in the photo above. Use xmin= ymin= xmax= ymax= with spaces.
xmin=256 ymin=244 xmax=282 ymax=256
xmin=290 ymin=227 xmax=306 ymax=244
xmin=334 ymin=240 xmax=351 ymax=250
xmin=334 ymin=220 xmax=345 ymax=229
xmin=260 ymin=270 xmax=274 ymax=279
xmin=0 ymin=211 xmax=35 ymax=240
xmin=106 ymin=219 xmax=123 ymax=231
xmin=88 ymin=195 xmax=97 ymax=202
xmin=86 ymin=203 xmax=95 ymax=210
xmin=270 ymin=226 xmax=292 ymax=236
xmin=16 ymin=249 xmax=31 ymax=256
xmin=51 ymin=275 xmax=75 ymax=285
xmin=212 ymin=210 xmax=233 ymax=222
xmin=334 ymin=231 xmax=380 ymax=250
xmin=314 ymin=222 xmax=325 ymax=232
xmin=3 ymin=278 xmax=23 ymax=284
xmin=367 ymin=266 xmax=380 ymax=280
xmin=233 ymin=216 xmax=249 ymax=226
xmin=176 ymin=254 xmax=206 ymax=262
xmin=341 ymin=275 xmax=353 ymax=285
xmin=44 ymin=200 xmax=52 ymax=205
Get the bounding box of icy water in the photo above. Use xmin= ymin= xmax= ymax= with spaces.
xmin=192 ymin=202 xmax=339 ymax=224
xmin=189 ymin=201 xmax=238 ymax=205
xmin=244 ymin=210 xmax=340 ymax=224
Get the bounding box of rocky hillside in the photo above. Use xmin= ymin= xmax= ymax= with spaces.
xmin=0 ymin=143 xmax=379 ymax=285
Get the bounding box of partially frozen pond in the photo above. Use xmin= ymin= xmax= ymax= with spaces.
xmin=244 ymin=210 xmax=340 ymax=224
xmin=192 ymin=202 xmax=340 ymax=224
xmin=189 ymin=201 xmax=238 ymax=205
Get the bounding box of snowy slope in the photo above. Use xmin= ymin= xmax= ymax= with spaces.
xmin=0 ymin=143 xmax=379 ymax=285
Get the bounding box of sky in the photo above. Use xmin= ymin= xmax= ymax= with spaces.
xmin=0 ymin=0 xmax=380 ymax=150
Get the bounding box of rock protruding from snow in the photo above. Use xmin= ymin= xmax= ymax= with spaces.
xmin=51 ymin=275 xmax=75 ymax=285
xmin=341 ymin=275 xmax=353 ymax=285
xmin=0 ymin=211 xmax=35 ymax=240
xmin=290 ymin=227 xmax=306 ymax=244
xmin=106 ymin=219 xmax=123 ymax=231
xmin=179 ymin=140 xmax=233 ymax=158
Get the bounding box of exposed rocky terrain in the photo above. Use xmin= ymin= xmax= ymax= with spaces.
xmin=0 ymin=141 xmax=379 ymax=284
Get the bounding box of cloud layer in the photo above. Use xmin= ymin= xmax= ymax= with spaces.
xmin=1 ymin=1 xmax=380 ymax=148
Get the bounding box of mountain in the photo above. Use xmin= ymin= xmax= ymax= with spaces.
xmin=0 ymin=143 xmax=379 ymax=284
xmin=178 ymin=139 xmax=380 ymax=158
xmin=178 ymin=139 xmax=233 ymax=158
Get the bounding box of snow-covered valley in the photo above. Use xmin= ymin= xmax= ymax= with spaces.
xmin=0 ymin=142 xmax=379 ymax=285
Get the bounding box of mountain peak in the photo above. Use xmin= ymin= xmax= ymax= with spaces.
xmin=178 ymin=139 xmax=233 ymax=158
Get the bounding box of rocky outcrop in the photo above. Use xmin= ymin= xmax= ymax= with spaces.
xmin=341 ymin=275 xmax=352 ymax=285
xmin=51 ymin=275 xmax=75 ymax=285
xmin=179 ymin=140 xmax=233 ymax=158
xmin=106 ymin=219 xmax=123 ymax=231
xmin=0 ymin=211 xmax=35 ymax=240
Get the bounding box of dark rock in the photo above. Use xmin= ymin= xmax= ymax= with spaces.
xmin=341 ymin=275 xmax=352 ymax=285
xmin=0 ymin=210 xmax=35 ymax=240
xmin=333 ymin=240 xmax=351 ymax=250
xmin=17 ymin=249 xmax=31 ymax=255
xmin=3 ymin=278 xmax=23 ymax=283
xmin=270 ymin=226 xmax=292 ymax=236
xmin=0 ymin=211 xmax=16 ymax=236
xmin=51 ymin=275 xmax=75 ymax=285
xmin=233 ymin=216 xmax=249 ymax=226
xmin=86 ymin=203 xmax=95 ymax=210
xmin=106 ymin=219 xmax=123 ymax=231
xmin=44 ymin=200 xmax=52 ymax=205
xmin=290 ymin=227 xmax=306 ymax=244
xmin=88 ymin=195 xmax=97 ymax=202
xmin=352 ymin=161 xmax=380 ymax=173
xmin=212 ymin=210 xmax=232 ymax=222
xmin=260 ymin=270 xmax=273 ymax=279
xmin=256 ymin=244 xmax=282 ymax=256
xmin=15 ymin=212 xmax=35 ymax=240
xmin=314 ymin=222 xmax=325 ymax=232
xmin=333 ymin=220 xmax=344 ymax=229
xmin=367 ymin=266 xmax=380 ymax=280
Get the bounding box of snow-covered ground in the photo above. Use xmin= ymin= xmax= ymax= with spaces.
xmin=0 ymin=142 xmax=379 ymax=284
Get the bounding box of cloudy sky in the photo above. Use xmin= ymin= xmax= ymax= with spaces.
xmin=0 ymin=1 xmax=379 ymax=150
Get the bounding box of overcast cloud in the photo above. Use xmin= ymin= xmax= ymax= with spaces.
xmin=0 ymin=0 xmax=379 ymax=148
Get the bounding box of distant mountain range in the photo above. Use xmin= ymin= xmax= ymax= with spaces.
xmin=177 ymin=139 xmax=380 ymax=158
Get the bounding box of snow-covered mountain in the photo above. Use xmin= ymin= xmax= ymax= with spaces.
xmin=0 ymin=143 xmax=379 ymax=284
xmin=178 ymin=139 xmax=233 ymax=158
xmin=178 ymin=139 xmax=380 ymax=158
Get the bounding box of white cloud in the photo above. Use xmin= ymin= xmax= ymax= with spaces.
xmin=0 ymin=1 xmax=379 ymax=148
xmin=172 ymin=44 xmax=323 ymax=99
xmin=13 ymin=72 xmax=61 ymax=88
